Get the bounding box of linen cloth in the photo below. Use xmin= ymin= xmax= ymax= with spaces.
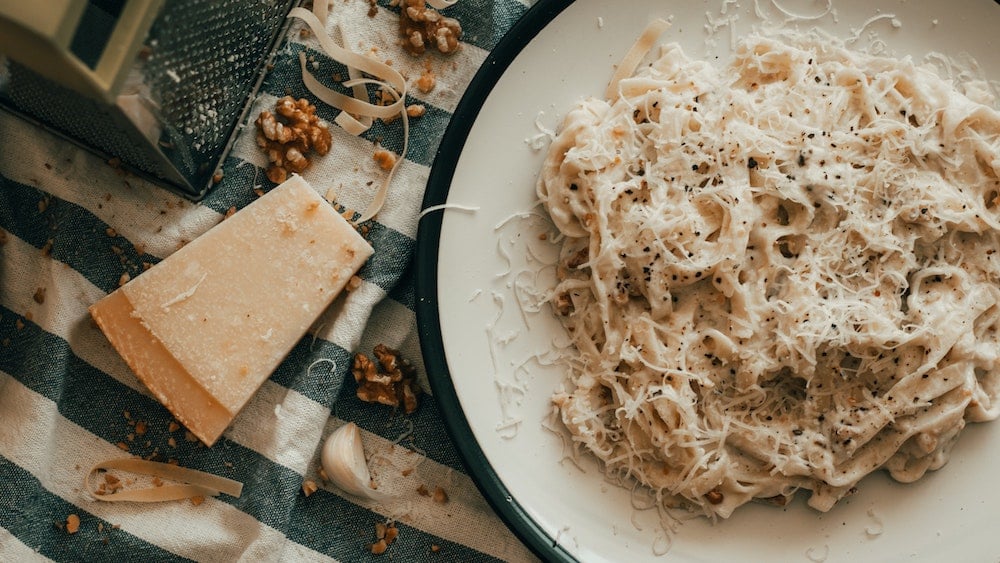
xmin=0 ymin=1 xmax=538 ymax=561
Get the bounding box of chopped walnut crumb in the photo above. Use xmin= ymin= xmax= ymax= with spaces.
xmin=432 ymin=486 xmax=448 ymax=504
xmin=415 ymin=70 xmax=436 ymax=93
xmin=118 ymin=273 xmax=130 ymax=287
xmin=105 ymin=227 xmax=118 ymax=237
xmin=370 ymin=522 xmax=399 ymax=555
xmin=168 ymin=421 xmax=180 ymax=433
xmin=100 ymin=473 xmax=124 ymax=495
xmin=134 ymin=420 xmax=147 ymax=436
xmin=184 ymin=431 xmax=199 ymax=443
xmin=553 ymin=291 xmax=573 ymax=316
xmin=65 ymin=514 xmax=80 ymax=534
xmin=190 ymin=495 xmax=205 ymax=506
xmin=346 ymin=275 xmax=363 ymax=292
xmin=399 ymin=0 xmax=462 ymax=56
xmin=385 ymin=524 xmax=399 ymax=544
xmin=255 ymin=96 xmax=332 ymax=184
xmin=431 ymin=544 xmax=440 ymax=553
xmin=416 ymin=484 xmax=430 ymax=496
xmin=373 ymin=148 xmax=397 ymax=171
xmin=116 ymin=442 xmax=129 ymax=452
xmin=302 ymin=480 xmax=319 ymax=497
xmin=212 ymin=170 xmax=224 ymax=184
xmin=352 ymin=345 xmax=422 ymax=413
xmin=406 ymin=104 xmax=426 ymax=118
xmin=367 ymin=0 xmax=378 ymax=17
xmin=32 ymin=287 xmax=46 ymax=304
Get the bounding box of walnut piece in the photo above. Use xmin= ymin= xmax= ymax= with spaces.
xmin=398 ymin=0 xmax=462 ymax=56
xmin=352 ymin=345 xmax=422 ymax=413
xmin=370 ymin=521 xmax=399 ymax=555
xmin=432 ymin=486 xmax=448 ymax=504
xmin=370 ymin=539 xmax=388 ymax=555
xmin=415 ymin=69 xmax=436 ymax=93
xmin=254 ymin=96 xmax=332 ymax=184
xmin=373 ymin=148 xmax=397 ymax=171
xmin=302 ymin=479 xmax=318 ymax=497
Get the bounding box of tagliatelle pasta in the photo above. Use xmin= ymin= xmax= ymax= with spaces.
xmin=538 ymin=29 xmax=1000 ymax=518
xmin=86 ymin=458 xmax=243 ymax=502
xmin=290 ymin=6 xmax=410 ymax=224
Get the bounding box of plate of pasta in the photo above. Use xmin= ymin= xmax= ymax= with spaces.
xmin=416 ymin=0 xmax=1000 ymax=561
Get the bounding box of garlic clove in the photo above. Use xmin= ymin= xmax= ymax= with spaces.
xmin=321 ymin=422 xmax=388 ymax=501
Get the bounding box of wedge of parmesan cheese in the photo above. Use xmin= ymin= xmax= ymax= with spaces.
xmin=90 ymin=175 xmax=373 ymax=446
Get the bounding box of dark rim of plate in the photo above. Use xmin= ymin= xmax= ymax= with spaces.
xmin=414 ymin=0 xmax=577 ymax=561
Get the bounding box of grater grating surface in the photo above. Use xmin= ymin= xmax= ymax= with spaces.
xmin=0 ymin=0 xmax=299 ymax=199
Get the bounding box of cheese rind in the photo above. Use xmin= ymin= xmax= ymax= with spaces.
xmin=91 ymin=290 xmax=233 ymax=442
xmin=90 ymin=176 xmax=373 ymax=445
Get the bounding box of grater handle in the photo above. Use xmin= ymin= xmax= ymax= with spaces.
xmin=0 ymin=0 xmax=164 ymax=102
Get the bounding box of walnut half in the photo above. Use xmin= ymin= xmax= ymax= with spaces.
xmin=254 ymin=96 xmax=332 ymax=184
xmin=352 ymin=345 xmax=421 ymax=413
xmin=398 ymin=0 xmax=462 ymax=56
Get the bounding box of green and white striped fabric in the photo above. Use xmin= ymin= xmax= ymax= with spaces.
xmin=0 ymin=1 xmax=537 ymax=561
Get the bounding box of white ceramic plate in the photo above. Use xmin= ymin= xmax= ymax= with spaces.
xmin=416 ymin=1 xmax=1000 ymax=561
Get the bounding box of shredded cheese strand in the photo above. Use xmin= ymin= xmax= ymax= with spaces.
xmin=418 ymin=203 xmax=481 ymax=219
xmin=770 ymin=0 xmax=833 ymax=21
xmin=85 ymin=458 xmax=243 ymax=502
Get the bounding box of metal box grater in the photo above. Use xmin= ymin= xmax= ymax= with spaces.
xmin=0 ymin=0 xmax=300 ymax=199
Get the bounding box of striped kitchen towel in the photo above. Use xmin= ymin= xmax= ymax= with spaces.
xmin=0 ymin=0 xmax=538 ymax=561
